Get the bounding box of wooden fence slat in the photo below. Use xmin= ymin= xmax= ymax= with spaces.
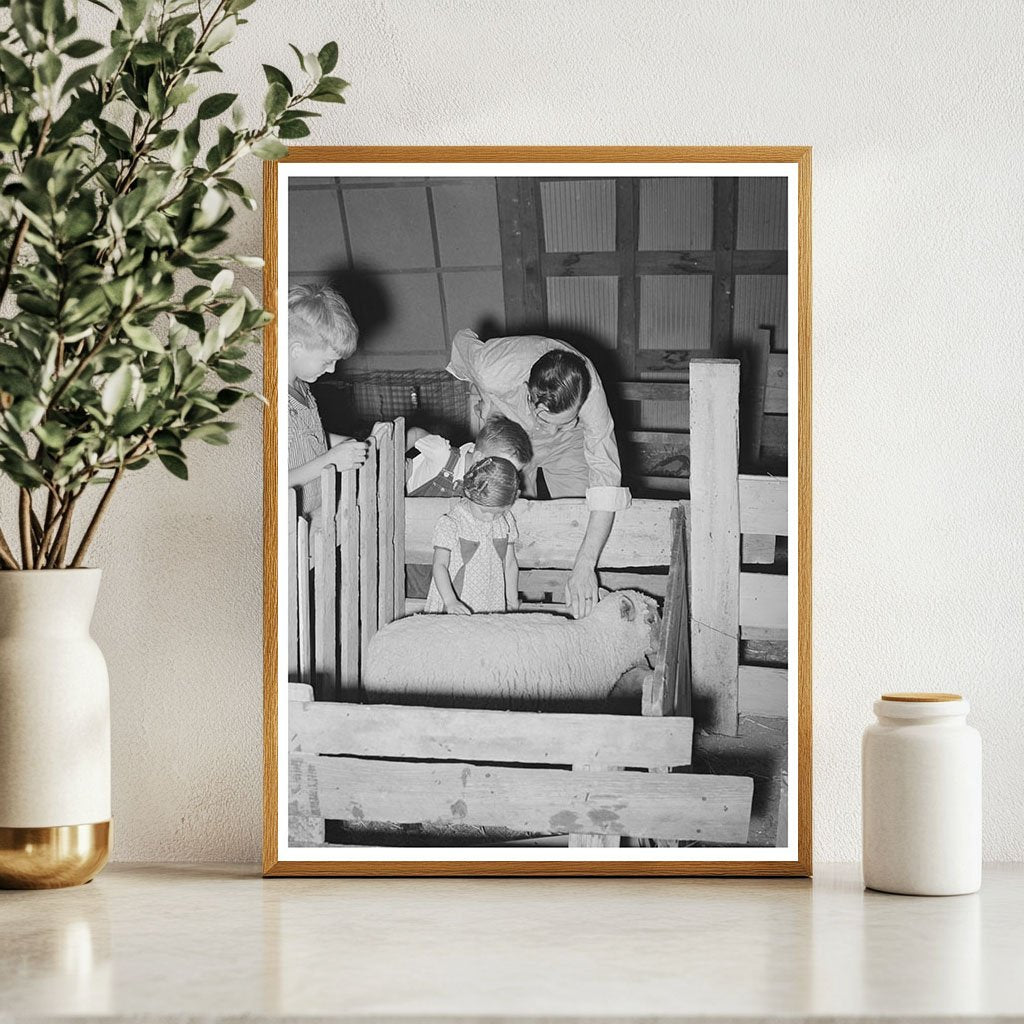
xmin=738 ymin=665 xmax=788 ymax=718
xmin=312 ymin=528 xmax=325 ymax=695
xmin=740 ymin=572 xmax=788 ymax=630
xmin=642 ymin=505 xmax=690 ymax=717
xmin=292 ymin=753 xmax=753 ymax=843
xmin=338 ymin=468 xmax=359 ymax=695
xmin=738 ymin=326 xmax=770 ymax=470
xmin=358 ymin=435 xmax=378 ymax=669
xmin=738 ymin=475 xmax=788 ymax=535
xmin=290 ymin=700 xmax=693 ymax=768
xmin=392 ymin=416 xmax=406 ymax=625
xmin=289 ymin=682 xmax=314 ymax=702
xmin=764 ymin=353 xmax=788 ymax=414
xmin=742 ymin=533 xmax=776 ymax=565
xmin=406 ymin=497 xmax=675 ymax=568
xmin=518 ymin=568 xmax=670 ymax=601
xmin=690 ymin=360 xmax=741 ymax=736
xmin=287 ymin=489 xmax=298 ymax=681
xmin=296 ymin=513 xmax=311 ymax=687
xmin=318 ymin=469 xmax=338 ymax=699
xmin=374 ymin=422 xmax=396 ymax=627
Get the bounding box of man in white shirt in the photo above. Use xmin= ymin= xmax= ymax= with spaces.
xmin=446 ymin=328 xmax=631 ymax=619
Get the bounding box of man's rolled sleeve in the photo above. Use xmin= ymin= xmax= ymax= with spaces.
xmin=586 ymin=485 xmax=632 ymax=512
xmin=446 ymin=328 xmax=484 ymax=386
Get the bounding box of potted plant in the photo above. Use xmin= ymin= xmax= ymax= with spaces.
xmin=0 ymin=0 xmax=346 ymax=887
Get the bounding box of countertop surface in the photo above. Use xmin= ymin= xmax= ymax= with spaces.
xmin=2 ymin=862 xmax=1022 ymax=1022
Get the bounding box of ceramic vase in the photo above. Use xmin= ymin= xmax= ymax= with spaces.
xmin=0 ymin=569 xmax=111 ymax=888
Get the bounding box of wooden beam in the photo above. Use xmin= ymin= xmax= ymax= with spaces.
xmin=405 ymin=497 xmax=677 ymax=568
xmin=292 ymin=753 xmax=753 ymax=843
xmin=291 ymin=701 xmax=693 ymax=768
xmin=738 ymin=475 xmax=788 ymax=536
xmin=616 ymin=177 xmax=638 ymax=379
xmin=710 ymin=177 xmax=738 ymax=355
xmin=738 ymin=664 xmax=788 ymax=718
xmin=689 ymin=360 xmax=741 ymax=736
xmin=731 ymin=251 xmax=788 ymax=275
xmin=522 ymin=179 xmax=546 ymax=326
xmin=338 ymin=468 xmax=359 ymax=695
xmin=636 ymin=251 xmax=715 ymax=274
xmin=636 ymin=349 xmax=711 ymax=375
xmin=496 ymin=178 xmax=528 ymax=332
xmin=618 ymin=381 xmax=689 ymax=403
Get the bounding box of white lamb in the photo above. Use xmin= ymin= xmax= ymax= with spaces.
xmin=363 ymin=590 xmax=661 ymax=711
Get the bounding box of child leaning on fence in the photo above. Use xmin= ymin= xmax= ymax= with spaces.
xmin=423 ymin=456 xmax=521 ymax=615
xmin=287 ymin=283 xmax=368 ymax=517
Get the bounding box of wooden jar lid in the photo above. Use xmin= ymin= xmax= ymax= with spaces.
xmin=881 ymin=692 xmax=962 ymax=702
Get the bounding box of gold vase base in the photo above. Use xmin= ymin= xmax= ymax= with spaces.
xmin=0 ymin=821 xmax=110 ymax=889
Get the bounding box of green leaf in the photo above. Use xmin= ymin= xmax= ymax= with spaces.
xmin=132 ymin=42 xmax=168 ymax=66
xmin=0 ymin=50 xmax=33 ymax=87
xmin=262 ymin=64 xmax=292 ymax=94
xmin=202 ymin=15 xmax=236 ymax=53
xmin=214 ymin=362 xmax=251 ymax=384
xmin=60 ymin=63 xmax=97 ymax=96
xmin=250 ymin=137 xmax=287 ymax=160
xmin=263 ymin=81 xmax=288 ymax=118
xmin=166 ymin=82 xmax=199 ymax=107
xmin=123 ymin=322 xmax=164 ymax=353
xmin=198 ymin=91 xmax=236 ymax=119
xmin=318 ymin=76 xmax=349 ymax=93
xmin=38 ymin=51 xmax=62 ymax=86
xmin=189 ymin=422 xmax=230 ymax=445
xmin=101 ymin=365 xmax=133 ymax=415
xmin=147 ymin=74 xmax=166 ymax=117
xmin=317 ymin=41 xmax=339 ymax=75
xmin=9 ymin=399 xmax=45 ymax=432
xmin=172 ymin=26 xmax=196 ymax=65
xmin=34 ymin=421 xmax=70 ymax=449
xmin=217 ymin=295 xmax=246 ymax=339
xmin=158 ymin=452 xmax=188 ymax=479
xmin=277 ymin=120 xmax=310 ymax=140
xmin=63 ymin=38 xmax=104 ymax=58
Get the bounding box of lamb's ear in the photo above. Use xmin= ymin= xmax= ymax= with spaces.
xmin=619 ymin=596 xmax=636 ymax=621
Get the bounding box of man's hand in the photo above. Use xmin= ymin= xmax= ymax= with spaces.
xmin=564 ymin=562 xmax=600 ymax=619
xmin=445 ymin=599 xmax=472 ymax=615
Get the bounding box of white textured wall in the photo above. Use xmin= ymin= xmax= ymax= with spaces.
xmin=52 ymin=0 xmax=1024 ymax=862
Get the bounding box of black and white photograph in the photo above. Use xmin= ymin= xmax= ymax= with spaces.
xmin=269 ymin=151 xmax=808 ymax=874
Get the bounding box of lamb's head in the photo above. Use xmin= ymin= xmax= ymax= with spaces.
xmin=597 ymin=589 xmax=661 ymax=657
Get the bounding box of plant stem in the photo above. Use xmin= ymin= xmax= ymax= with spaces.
xmin=45 ymin=491 xmax=79 ymax=569
xmin=70 ymin=465 xmax=124 ymax=568
xmin=0 ymin=526 xmax=19 ymax=570
xmin=18 ymin=489 xmax=34 ymax=569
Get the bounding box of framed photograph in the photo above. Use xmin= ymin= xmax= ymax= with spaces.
xmin=263 ymin=147 xmax=811 ymax=876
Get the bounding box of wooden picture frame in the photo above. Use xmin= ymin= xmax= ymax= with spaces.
xmin=263 ymin=147 xmax=811 ymax=876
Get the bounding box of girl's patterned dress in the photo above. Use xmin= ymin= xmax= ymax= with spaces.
xmin=287 ymin=378 xmax=327 ymax=518
xmin=424 ymin=500 xmax=518 ymax=613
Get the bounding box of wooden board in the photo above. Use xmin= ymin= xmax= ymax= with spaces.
xmin=619 ymin=381 xmax=688 ymax=404
xmin=392 ymin=416 xmax=406 ymax=624
xmin=740 ymin=572 xmax=787 ymax=630
xmin=742 ymin=533 xmax=776 ymax=565
xmin=738 ymin=665 xmax=788 ymax=718
xmin=317 ymin=470 xmax=338 ymax=697
xmin=406 ymin=497 xmax=677 ymax=568
xmin=290 ymin=700 xmax=693 ymax=769
xmin=738 ymin=475 xmax=788 ymax=536
xmin=373 ymin=422 xmax=396 ymax=628
xmin=764 ymin=353 xmax=788 ymax=414
xmin=737 ymin=326 xmax=770 ymax=469
xmin=689 ymin=360 xmax=740 ymax=736
xmin=291 ymin=752 xmax=753 ymax=843
xmin=518 ymin=568 xmax=669 ymax=600
xmin=296 ymin=514 xmax=310 ymax=686
xmin=358 ymin=437 xmax=378 ymax=668
xmin=338 ymin=468 xmax=359 ymax=694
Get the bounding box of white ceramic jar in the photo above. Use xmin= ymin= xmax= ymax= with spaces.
xmin=862 ymin=693 xmax=981 ymax=896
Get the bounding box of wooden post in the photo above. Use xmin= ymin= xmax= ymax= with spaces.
xmin=338 ymin=468 xmax=359 ymax=696
xmin=689 ymin=359 xmax=741 ymax=736
xmin=568 ymin=764 xmax=622 ymax=847
xmin=287 ymin=489 xmax=298 ymax=681
xmin=393 ymin=416 xmax=406 ymax=620
xmin=296 ymin=513 xmax=310 ymax=687
xmin=317 ymin=468 xmax=339 ymax=701
xmin=374 ymin=422 xmax=396 ymax=628
xmin=358 ymin=433 xmax=379 ymax=671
